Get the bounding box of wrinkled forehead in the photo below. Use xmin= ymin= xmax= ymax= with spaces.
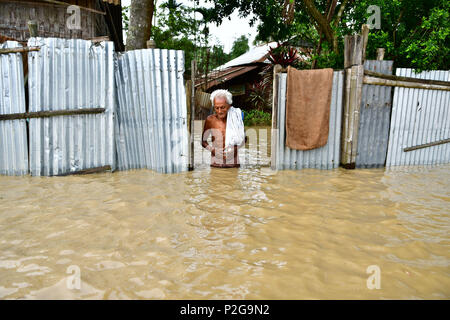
xmin=213 ymin=96 xmax=229 ymax=106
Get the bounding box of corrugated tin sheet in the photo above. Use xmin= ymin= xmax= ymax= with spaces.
xmin=27 ymin=37 xmax=115 ymax=176
xmin=0 ymin=41 xmax=28 ymax=175
xmin=216 ymin=42 xmax=277 ymax=70
xmin=356 ymin=60 xmax=394 ymax=168
xmin=114 ymin=48 xmax=189 ymax=174
xmin=386 ymin=69 xmax=450 ymax=167
xmin=275 ymin=71 xmax=344 ymax=170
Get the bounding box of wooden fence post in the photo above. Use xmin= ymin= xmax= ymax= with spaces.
xmin=340 ymin=25 xmax=368 ymax=169
xmin=189 ymin=60 xmax=196 ymax=171
xmin=376 ymin=48 xmax=385 ymax=60
xmin=271 ymin=64 xmax=283 ymax=170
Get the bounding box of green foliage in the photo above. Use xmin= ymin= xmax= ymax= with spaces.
xmin=403 ymin=3 xmax=449 ymax=71
xmin=124 ymin=1 xmax=449 ymax=72
xmin=126 ymin=1 xmax=252 ymax=74
xmin=340 ymin=0 xmax=449 ymax=71
xmin=243 ymin=109 xmax=272 ymax=127
xmin=230 ymin=35 xmax=250 ymax=59
xmin=246 ymin=81 xmax=271 ymax=112
xmin=308 ymin=41 xmax=344 ymax=69
xmin=122 ymin=5 xmax=130 ymax=32
xmin=207 ymin=0 xmax=450 ymax=71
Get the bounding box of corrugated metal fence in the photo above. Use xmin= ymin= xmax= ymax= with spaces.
xmin=274 ymin=71 xmax=344 ymax=170
xmin=114 ymin=48 xmax=189 ymax=173
xmin=1 ymin=37 xmax=189 ymax=176
xmin=27 ymin=37 xmax=115 ymax=176
xmin=356 ymin=60 xmax=394 ymax=168
xmin=386 ymin=69 xmax=450 ymax=167
xmin=0 ymin=41 xmax=28 ymax=175
xmin=2 ymin=37 xmax=448 ymax=175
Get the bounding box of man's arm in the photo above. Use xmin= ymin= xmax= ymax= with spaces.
xmin=201 ymin=116 xmax=215 ymax=156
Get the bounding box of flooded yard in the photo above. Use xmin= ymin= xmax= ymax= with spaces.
xmin=0 ymin=127 xmax=449 ymax=299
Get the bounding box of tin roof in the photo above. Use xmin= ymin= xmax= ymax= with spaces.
xmin=215 ymin=42 xmax=278 ymax=71
xmin=196 ymin=65 xmax=259 ymax=89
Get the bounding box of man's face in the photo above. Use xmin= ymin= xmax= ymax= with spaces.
xmin=213 ymin=97 xmax=230 ymax=120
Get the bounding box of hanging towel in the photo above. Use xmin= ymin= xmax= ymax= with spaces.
xmin=225 ymin=106 xmax=245 ymax=152
xmin=285 ymin=66 xmax=333 ymax=150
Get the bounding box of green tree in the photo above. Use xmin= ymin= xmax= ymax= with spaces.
xmin=229 ymin=35 xmax=250 ymax=59
xmin=205 ymin=0 xmax=450 ymax=71
xmin=342 ymin=0 xmax=450 ymax=71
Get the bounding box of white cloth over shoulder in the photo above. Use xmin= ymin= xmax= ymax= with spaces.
xmin=225 ymin=106 xmax=245 ymax=151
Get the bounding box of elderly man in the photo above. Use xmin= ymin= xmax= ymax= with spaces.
xmin=201 ymin=89 xmax=246 ymax=168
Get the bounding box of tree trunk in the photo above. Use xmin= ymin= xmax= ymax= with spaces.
xmin=301 ymin=0 xmax=335 ymax=52
xmin=126 ymin=0 xmax=155 ymax=51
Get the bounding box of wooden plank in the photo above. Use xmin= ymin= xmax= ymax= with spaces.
xmin=376 ymin=48 xmax=385 ymax=60
xmin=364 ymin=70 xmax=450 ymax=87
xmin=361 ymin=24 xmax=369 ymax=64
xmin=363 ymin=76 xmax=450 ymax=91
xmin=344 ymin=34 xmax=363 ymax=68
xmin=0 ymin=108 xmax=105 ymax=121
xmin=403 ymin=138 xmax=450 ymax=152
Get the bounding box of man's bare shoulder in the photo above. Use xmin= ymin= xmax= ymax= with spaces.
xmin=205 ymin=114 xmax=218 ymax=125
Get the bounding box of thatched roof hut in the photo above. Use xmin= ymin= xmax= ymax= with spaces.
xmin=0 ymin=0 xmax=124 ymax=50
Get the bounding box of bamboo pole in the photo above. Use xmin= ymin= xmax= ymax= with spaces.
xmin=185 ymin=80 xmax=192 ymax=134
xmin=189 ymin=60 xmax=196 ymax=171
xmin=363 ymin=76 xmax=450 ymax=91
xmin=341 ymin=33 xmax=365 ymax=169
xmin=364 ymin=70 xmax=450 ymax=87
xmin=0 ymin=108 xmax=105 ymax=121
xmin=0 ymin=47 xmax=40 ymax=55
xmin=403 ymin=138 xmax=450 ymax=152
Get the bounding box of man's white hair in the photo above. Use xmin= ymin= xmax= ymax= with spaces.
xmin=210 ymin=89 xmax=233 ymax=106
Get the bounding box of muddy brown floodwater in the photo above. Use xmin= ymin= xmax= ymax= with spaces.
xmin=0 ymin=126 xmax=449 ymax=299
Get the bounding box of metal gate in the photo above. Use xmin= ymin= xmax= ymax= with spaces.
xmin=114 ymin=48 xmax=189 ymax=173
